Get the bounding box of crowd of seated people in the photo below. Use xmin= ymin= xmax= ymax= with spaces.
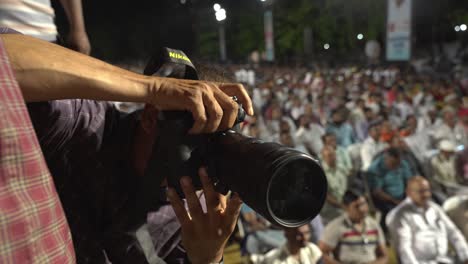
xmin=231 ymin=65 xmax=468 ymax=264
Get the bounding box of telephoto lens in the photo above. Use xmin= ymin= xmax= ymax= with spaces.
xmin=208 ymin=131 xmax=328 ymax=227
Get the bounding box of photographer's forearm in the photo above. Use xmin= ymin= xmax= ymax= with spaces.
xmin=2 ymin=34 xmax=153 ymax=103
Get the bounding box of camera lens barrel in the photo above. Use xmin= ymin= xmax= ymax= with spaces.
xmin=209 ymin=131 xmax=327 ymax=227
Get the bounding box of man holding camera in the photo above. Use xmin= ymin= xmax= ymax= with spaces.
xmin=0 ymin=31 xmax=253 ymax=263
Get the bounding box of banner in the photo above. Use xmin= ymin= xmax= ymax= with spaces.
xmin=386 ymin=0 xmax=412 ymax=61
xmin=264 ymin=10 xmax=275 ymax=62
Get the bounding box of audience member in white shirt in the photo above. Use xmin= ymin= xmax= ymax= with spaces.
xmin=361 ymin=121 xmax=387 ymax=170
xmin=430 ymin=140 xmax=468 ymax=198
xmin=295 ymin=115 xmax=325 ymax=156
xmin=403 ymin=115 xmax=432 ymax=162
xmin=434 ymin=108 xmax=464 ymax=146
xmin=417 ymin=107 xmax=442 ymax=136
xmin=386 ymin=176 xmax=468 ymax=264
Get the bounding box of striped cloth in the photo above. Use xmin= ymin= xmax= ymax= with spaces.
xmin=0 ymin=29 xmax=75 ymax=263
xmin=320 ymin=214 xmax=385 ymax=264
xmin=0 ymin=0 xmax=57 ymax=41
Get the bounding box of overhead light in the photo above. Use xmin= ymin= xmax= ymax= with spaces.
xmin=215 ymin=8 xmax=226 ymax=21
xmin=455 ymin=25 xmax=461 ymax=32
xmin=213 ymin=3 xmax=221 ymax=11
xmin=324 ymin=43 xmax=330 ymax=50
xmin=461 ymin=24 xmax=467 ymax=31
xmin=357 ymin=33 xmax=364 ymax=40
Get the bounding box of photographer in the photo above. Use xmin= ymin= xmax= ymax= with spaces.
xmin=0 ymin=30 xmax=253 ymax=263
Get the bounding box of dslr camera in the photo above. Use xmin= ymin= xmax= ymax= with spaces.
xmin=139 ymin=48 xmax=327 ymax=227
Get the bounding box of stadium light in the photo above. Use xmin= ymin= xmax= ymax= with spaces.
xmin=461 ymin=24 xmax=467 ymax=32
xmin=215 ymin=8 xmax=226 ymax=21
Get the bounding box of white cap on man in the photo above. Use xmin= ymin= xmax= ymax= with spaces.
xmin=439 ymin=140 xmax=456 ymax=152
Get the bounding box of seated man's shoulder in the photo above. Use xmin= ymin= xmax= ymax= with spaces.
xmin=305 ymin=242 xmax=322 ymax=255
xmin=386 ymin=201 xmax=413 ymax=226
xmin=400 ymin=159 xmax=411 ymax=169
xmin=365 ymin=215 xmax=381 ymax=226
xmin=428 ymin=200 xmax=445 ymax=213
xmin=324 ymin=215 xmax=347 ymax=231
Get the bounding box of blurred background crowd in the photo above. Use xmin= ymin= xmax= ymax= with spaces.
xmin=225 ymin=64 xmax=468 ymax=263
xmin=2 ymin=0 xmax=468 ymax=262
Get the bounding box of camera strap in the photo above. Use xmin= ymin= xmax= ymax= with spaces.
xmin=144 ymin=47 xmax=199 ymax=80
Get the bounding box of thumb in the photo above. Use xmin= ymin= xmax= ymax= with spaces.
xmin=224 ymin=193 xmax=242 ymax=232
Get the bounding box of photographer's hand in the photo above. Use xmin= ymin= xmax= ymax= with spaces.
xmin=167 ymin=168 xmax=242 ymax=264
xmin=151 ymin=78 xmax=254 ymax=133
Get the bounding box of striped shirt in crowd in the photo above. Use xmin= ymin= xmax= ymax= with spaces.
xmin=320 ymin=214 xmax=386 ymax=264
xmin=0 ymin=0 xmax=57 ymax=41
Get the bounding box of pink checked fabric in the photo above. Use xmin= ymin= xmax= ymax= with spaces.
xmin=0 ymin=32 xmax=75 ymax=263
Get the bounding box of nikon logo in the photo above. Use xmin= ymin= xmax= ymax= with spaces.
xmin=169 ymin=52 xmax=191 ymax=63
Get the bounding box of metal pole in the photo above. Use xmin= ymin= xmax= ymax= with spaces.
xmin=219 ymin=23 xmax=227 ymax=61
xmin=264 ymin=9 xmax=275 ymax=62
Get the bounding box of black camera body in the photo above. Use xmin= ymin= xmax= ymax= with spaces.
xmin=141 ymin=48 xmax=327 ymax=227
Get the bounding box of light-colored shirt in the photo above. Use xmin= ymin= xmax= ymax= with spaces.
xmin=320 ymin=214 xmax=386 ymax=264
xmin=434 ymin=123 xmax=467 ymax=147
xmin=416 ymin=116 xmax=442 ymax=135
xmin=386 ymin=198 xmax=468 ymax=264
xmin=0 ymin=0 xmax=57 ymax=41
xmin=251 ymin=242 xmax=322 ymax=264
xmin=320 ymin=161 xmax=350 ymax=223
xmin=360 ymin=137 xmax=387 ymax=170
xmin=295 ymin=124 xmax=324 ymax=155
xmin=430 ymin=154 xmax=458 ymax=188
xmin=336 ymin=146 xmax=353 ymax=172
xmin=403 ymin=131 xmax=431 ymax=163
xmin=322 ymin=162 xmax=349 ymax=202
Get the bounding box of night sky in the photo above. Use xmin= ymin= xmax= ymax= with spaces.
xmin=51 ymin=0 xmax=468 ymax=64
xmin=53 ymin=0 xmax=198 ymax=63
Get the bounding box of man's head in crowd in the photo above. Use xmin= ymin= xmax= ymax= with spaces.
xmin=292 ymin=96 xmax=302 ymax=107
xmin=303 ymin=104 xmax=314 ymax=117
xmin=442 ymin=108 xmax=456 ymax=128
xmin=271 ymin=106 xmax=282 ymax=121
xmin=249 ymin=123 xmax=260 ymax=138
xmin=384 ymin=148 xmax=402 ymax=170
xmin=298 ymin=115 xmax=311 ymax=128
xmin=331 ymin=108 xmax=345 ymax=124
xmin=343 ymin=190 xmax=369 ymax=222
xmin=438 ymin=140 xmax=455 ymax=159
xmin=368 ymin=122 xmax=381 ymax=140
xmin=284 ymin=224 xmax=312 ymax=250
xmin=406 ymin=176 xmax=432 ymax=208
xmin=280 ymin=132 xmax=294 ymax=148
xmin=405 ymin=115 xmax=418 ymax=134
xmin=390 ymin=135 xmax=409 ymax=150
xmin=356 ymin=98 xmax=365 ymax=109
xmin=427 ymin=108 xmax=437 ymax=122
xmin=364 ymin=107 xmax=375 ymax=122
xmin=322 ymin=132 xmax=337 ymax=149
xmin=321 ymin=146 xmax=336 ymax=167
xmin=280 ymin=120 xmax=291 ymax=133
